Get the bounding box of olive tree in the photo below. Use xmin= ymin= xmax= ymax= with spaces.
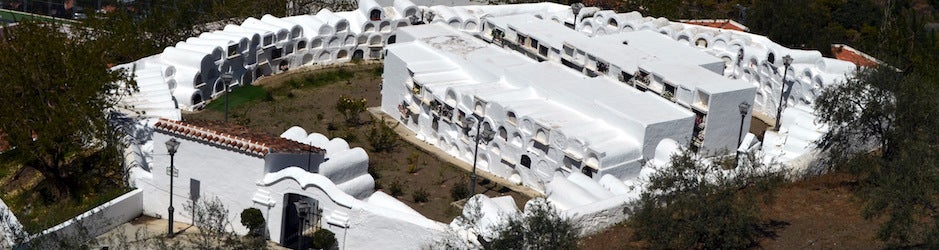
xmin=627 ymin=150 xmax=785 ymax=249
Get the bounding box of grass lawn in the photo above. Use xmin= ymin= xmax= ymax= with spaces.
xmin=203 ymin=85 xmax=269 ymax=112
xmin=185 ymin=62 xmax=530 ymax=222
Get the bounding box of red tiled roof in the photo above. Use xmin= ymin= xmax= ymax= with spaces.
xmin=681 ymin=19 xmax=749 ymax=32
xmin=154 ymin=118 xmax=324 ymax=157
xmin=831 ymin=44 xmax=880 ymax=68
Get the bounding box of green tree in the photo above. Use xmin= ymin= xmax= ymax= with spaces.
xmin=627 ymin=150 xmax=785 ymax=249
xmin=0 ymin=21 xmax=134 ymax=199
xmin=817 ymin=69 xmax=939 ymax=247
xmin=813 ymin=67 xmax=899 ymax=167
xmin=488 ymin=198 xmax=579 ymax=250
xmin=813 ymin=6 xmax=939 ymax=247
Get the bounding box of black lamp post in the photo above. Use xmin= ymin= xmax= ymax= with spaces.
xmin=736 ymin=102 xmax=750 ymax=168
xmin=774 ymin=55 xmax=793 ymax=131
xmin=295 ymin=200 xmax=310 ymax=250
xmin=464 ymin=114 xmax=495 ymax=195
xmin=165 ymin=138 xmax=181 ymax=238
xmin=222 ymin=74 xmax=233 ymax=122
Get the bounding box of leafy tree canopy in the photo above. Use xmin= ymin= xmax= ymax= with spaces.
xmin=0 ymin=20 xmax=134 ymax=199
xmin=813 ymin=5 xmax=939 ymax=247
xmin=627 ymin=151 xmax=785 ymax=249
xmin=488 ymin=198 xmax=580 ymax=250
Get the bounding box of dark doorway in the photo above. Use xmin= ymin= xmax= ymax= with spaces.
xmin=281 ymin=193 xmax=319 ymax=250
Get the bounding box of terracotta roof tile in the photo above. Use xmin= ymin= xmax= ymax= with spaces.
xmin=681 ymin=19 xmax=749 ymax=32
xmin=154 ymin=118 xmax=324 ymax=157
xmin=831 ymin=44 xmax=880 ymax=67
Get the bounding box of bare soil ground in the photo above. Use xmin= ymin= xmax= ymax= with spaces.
xmin=184 ymin=62 xmax=529 ymax=223
xmin=579 ymin=172 xmax=883 ymax=249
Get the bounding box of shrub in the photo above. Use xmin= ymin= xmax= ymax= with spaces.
xmin=335 ymin=95 xmax=367 ymax=126
xmin=627 ymin=150 xmax=785 ymax=249
xmin=240 ymin=208 xmax=265 ymax=236
xmin=341 ymin=128 xmax=358 ymax=143
xmin=312 ymin=229 xmax=337 ymax=250
xmin=489 ymin=198 xmax=579 ymax=250
xmin=406 ymin=152 xmax=420 ymax=174
xmin=450 ymin=183 xmax=469 ymax=201
xmin=413 ymin=188 xmax=430 ymax=203
xmin=389 ymin=179 xmax=404 ymax=197
xmin=367 ymin=166 xmax=381 ymax=180
xmin=367 ymin=118 xmax=399 ymax=152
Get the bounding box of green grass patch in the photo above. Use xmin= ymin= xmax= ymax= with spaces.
xmin=205 ymin=85 xmax=270 ymax=111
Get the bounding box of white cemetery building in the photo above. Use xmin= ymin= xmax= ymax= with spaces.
xmin=478 ymin=14 xmax=756 ymax=153
xmin=92 ymin=1 xmax=866 ymax=248
xmin=380 ymin=23 xmax=699 ymax=192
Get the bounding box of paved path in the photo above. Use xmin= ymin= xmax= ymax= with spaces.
xmin=368 ymin=107 xmax=542 ymax=198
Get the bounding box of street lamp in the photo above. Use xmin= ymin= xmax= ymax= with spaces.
xmin=295 ymin=200 xmax=310 ymax=250
xmin=736 ymin=102 xmax=750 ymax=168
xmin=464 ymin=114 xmax=495 ymax=195
xmin=774 ymin=55 xmax=793 ymax=131
xmin=222 ymin=74 xmax=233 ymax=122
xmin=165 ymin=138 xmax=181 ymax=238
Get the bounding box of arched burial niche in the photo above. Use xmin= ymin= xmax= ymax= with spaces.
xmin=352 ymin=50 xmax=364 ymax=61
xmin=506 ymin=111 xmax=517 ymax=124
xmin=370 ymin=9 xmax=381 ymax=21
xmin=695 ymin=38 xmax=708 ymax=48
xmin=191 ymin=93 xmax=204 ymax=106
xmin=520 ymin=155 xmax=532 ymax=168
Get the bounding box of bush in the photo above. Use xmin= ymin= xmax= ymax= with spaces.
xmin=367 ymin=118 xmax=399 ymax=152
xmin=389 ymin=179 xmax=404 ymax=197
xmin=489 ymin=198 xmax=579 ymax=250
xmin=367 ymin=166 xmax=381 ymax=180
xmin=413 ymin=188 xmax=430 ymax=203
xmin=335 ymin=95 xmax=367 ymax=126
xmin=450 ymin=183 xmax=469 ymax=201
xmin=627 ymin=150 xmax=785 ymax=249
xmin=312 ymin=229 xmax=337 ymax=250
xmin=240 ymin=208 xmax=265 ymax=236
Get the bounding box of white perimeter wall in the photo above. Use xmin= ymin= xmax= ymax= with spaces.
xmin=33 ymin=190 xmax=143 ymax=247
xmin=142 ymin=132 xmax=266 ymax=235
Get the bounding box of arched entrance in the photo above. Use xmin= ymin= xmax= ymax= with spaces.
xmin=281 ymin=193 xmax=320 ymax=249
